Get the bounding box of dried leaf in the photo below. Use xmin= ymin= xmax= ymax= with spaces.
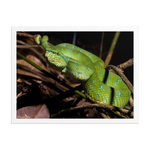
xmin=17 ymin=104 xmax=50 ymax=119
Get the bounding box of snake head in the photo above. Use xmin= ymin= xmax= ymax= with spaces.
xmin=45 ymin=50 xmax=68 ymax=71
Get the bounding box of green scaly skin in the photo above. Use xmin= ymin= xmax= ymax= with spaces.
xmin=34 ymin=34 xmax=131 ymax=108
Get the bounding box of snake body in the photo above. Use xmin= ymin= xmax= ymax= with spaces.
xmin=34 ymin=34 xmax=131 ymax=108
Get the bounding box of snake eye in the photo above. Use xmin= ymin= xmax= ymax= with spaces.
xmin=56 ymin=52 xmax=59 ymax=55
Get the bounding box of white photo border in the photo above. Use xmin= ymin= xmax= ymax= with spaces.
xmin=12 ymin=26 xmax=138 ymax=124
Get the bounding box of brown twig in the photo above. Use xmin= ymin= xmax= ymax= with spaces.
xmin=17 ymin=32 xmax=34 ymax=38
xmin=17 ymin=45 xmax=39 ymax=48
xmin=117 ymin=58 xmax=133 ymax=70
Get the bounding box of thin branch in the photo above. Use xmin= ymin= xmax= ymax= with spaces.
xmin=99 ymin=32 xmax=104 ymax=58
xmin=17 ymin=45 xmax=39 ymax=48
xmin=17 ymin=40 xmax=27 ymax=45
xmin=117 ymin=58 xmax=133 ymax=70
xmin=104 ymin=32 xmax=120 ymax=67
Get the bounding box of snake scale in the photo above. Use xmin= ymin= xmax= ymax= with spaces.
xmin=34 ymin=34 xmax=131 ymax=108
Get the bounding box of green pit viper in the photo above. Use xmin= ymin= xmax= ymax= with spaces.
xmin=34 ymin=34 xmax=131 ymax=108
